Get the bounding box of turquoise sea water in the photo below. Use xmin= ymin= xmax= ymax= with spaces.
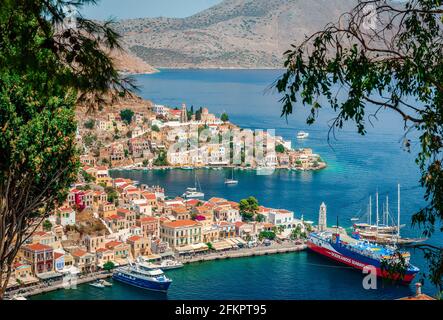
xmin=32 ymin=69 xmax=441 ymax=300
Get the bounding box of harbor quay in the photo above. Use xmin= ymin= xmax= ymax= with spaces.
xmin=179 ymin=242 xmax=307 ymax=264
xmin=6 ymin=242 xmax=305 ymax=299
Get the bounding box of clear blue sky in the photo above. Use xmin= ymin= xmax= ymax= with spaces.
xmin=81 ymin=0 xmax=222 ymax=20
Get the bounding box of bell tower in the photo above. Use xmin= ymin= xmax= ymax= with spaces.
xmin=318 ymin=202 xmax=327 ymax=232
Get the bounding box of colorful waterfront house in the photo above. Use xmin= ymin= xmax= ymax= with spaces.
xmin=160 ymin=220 xmax=202 ymax=249
xmin=194 ymin=215 xmax=210 ymax=226
xmin=28 ymin=231 xmax=60 ymax=250
xmin=93 ymin=190 xmax=108 ymax=207
xmin=20 ymin=243 xmax=54 ymax=275
xmin=137 ymin=216 xmax=160 ymax=239
xmin=129 ymin=225 xmax=143 ymax=237
xmin=54 ymin=252 xmax=65 ymax=272
xmin=96 ymin=166 xmax=112 ymax=186
xmin=151 ymin=238 xmax=169 ymax=254
xmin=171 ymin=205 xmax=191 ymax=220
xmin=95 ymin=248 xmax=115 ymax=268
xmin=135 ymin=202 xmax=153 ymax=216
xmin=213 ymin=205 xmax=241 ymax=223
xmin=67 ymin=188 xmax=82 ymax=208
xmin=257 ymin=206 xmax=271 ymax=222
xmin=117 ymin=208 xmax=137 ymax=228
xmin=56 ymin=206 xmax=76 ymax=227
xmin=99 ymin=202 xmax=117 ymax=219
xmin=277 ymin=153 xmax=290 ymax=166
xmin=141 ymin=192 xmax=158 ymax=208
xmin=82 ymin=190 xmax=95 ymax=208
xmin=105 ymin=214 xmax=127 ymax=232
xmin=63 ymin=253 xmax=74 ymax=270
xmin=13 ymin=263 xmax=33 ymax=280
xmin=7 ymin=263 xmax=39 ymax=289
xmin=105 ymin=241 xmax=130 ymax=261
xmin=83 ymin=234 xmax=107 ymax=253
xmin=126 ymin=235 xmax=151 ymax=259
xmin=217 ymin=221 xmax=236 ymax=239
xmin=202 ymin=225 xmax=220 ymax=243
xmin=122 ymin=187 xmax=141 ymax=203
xmin=72 ymin=249 xmax=96 ymax=273
xmin=268 ymin=209 xmax=303 ymax=230
xmin=192 ymin=205 xmax=214 ymax=218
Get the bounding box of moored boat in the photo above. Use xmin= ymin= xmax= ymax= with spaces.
xmin=307 ymin=231 xmax=419 ymax=283
xmin=112 ymin=263 xmax=172 ymax=292
xmin=182 ymin=187 xmax=205 ymax=199
xmin=89 ymin=281 xmax=106 ymax=289
xmin=182 ymin=170 xmax=205 ymax=198
xmin=224 ymin=168 xmax=238 ymax=185
xmin=138 ymin=257 xmax=184 ymax=271
xmin=297 ymin=131 xmax=309 ymax=139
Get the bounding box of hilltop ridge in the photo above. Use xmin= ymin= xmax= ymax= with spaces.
xmin=115 ymin=0 xmax=358 ymax=68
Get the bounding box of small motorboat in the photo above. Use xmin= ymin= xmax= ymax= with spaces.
xmin=100 ymin=280 xmax=113 ymax=287
xmin=297 ymin=131 xmax=309 ymax=139
xmin=89 ymin=281 xmax=106 ymax=289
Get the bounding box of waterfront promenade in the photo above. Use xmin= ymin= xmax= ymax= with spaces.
xmin=7 ymin=242 xmax=305 ymax=299
xmin=5 ymin=271 xmax=112 ymax=299
xmin=179 ymin=242 xmax=307 ymax=264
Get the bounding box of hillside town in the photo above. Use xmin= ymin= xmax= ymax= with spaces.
xmin=4 ymin=164 xmax=311 ymax=295
xmin=77 ymin=96 xmax=326 ymax=171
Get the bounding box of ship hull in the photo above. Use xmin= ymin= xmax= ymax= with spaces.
xmin=307 ymin=240 xmax=417 ymax=284
xmin=112 ymin=271 xmax=171 ymax=292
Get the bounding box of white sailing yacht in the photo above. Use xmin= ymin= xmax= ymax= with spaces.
xmin=224 ymin=168 xmax=238 ymax=185
xmin=182 ymin=170 xmax=205 ymax=199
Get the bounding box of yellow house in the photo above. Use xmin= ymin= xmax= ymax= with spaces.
xmin=161 ymin=220 xmax=202 ymax=249
xmin=126 ymin=235 xmax=150 ymax=259
xmin=99 ymin=202 xmax=117 ymax=219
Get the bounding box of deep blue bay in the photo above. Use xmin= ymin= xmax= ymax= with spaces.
xmin=31 ymin=69 xmax=441 ymax=300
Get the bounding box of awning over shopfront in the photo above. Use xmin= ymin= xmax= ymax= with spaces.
xmin=225 ymin=239 xmax=239 ymax=248
xmin=143 ymin=254 xmax=162 ymax=261
xmin=37 ymin=271 xmax=63 ymax=281
xmin=191 ymin=243 xmax=209 ymax=252
xmin=234 ymin=237 xmax=247 ymax=244
xmin=176 ymin=245 xmax=194 ymax=254
xmin=212 ymin=240 xmax=232 ymax=251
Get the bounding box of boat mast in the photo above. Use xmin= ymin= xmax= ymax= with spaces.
xmin=397 ymin=184 xmax=401 ymax=238
xmin=376 ymin=191 xmax=379 ymax=228
xmin=369 ymin=195 xmax=372 ymax=225
xmin=386 ymin=195 xmax=389 ymax=227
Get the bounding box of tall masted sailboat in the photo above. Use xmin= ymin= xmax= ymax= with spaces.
xmin=182 ymin=170 xmax=205 ymax=199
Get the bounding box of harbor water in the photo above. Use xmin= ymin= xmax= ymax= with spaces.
xmin=32 ymin=69 xmax=440 ymax=299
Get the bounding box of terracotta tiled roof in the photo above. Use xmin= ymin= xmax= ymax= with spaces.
xmin=139 ymin=216 xmax=157 ymax=223
xmin=54 ymin=252 xmax=64 ymax=260
xmin=127 ymin=236 xmax=142 ymax=242
xmin=23 ymin=243 xmax=52 ymax=251
xmin=71 ymin=249 xmax=87 ymax=257
xmin=142 ymin=192 xmax=156 ymax=200
xmin=163 ymin=219 xmax=199 ymax=228
xmin=105 ymin=241 xmax=123 ymax=249
xmin=185 ymin=199 xmax=201 ymax=206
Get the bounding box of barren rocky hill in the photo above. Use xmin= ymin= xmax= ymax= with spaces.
xmin=115 ymin=0 xmax=358 ymax=68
